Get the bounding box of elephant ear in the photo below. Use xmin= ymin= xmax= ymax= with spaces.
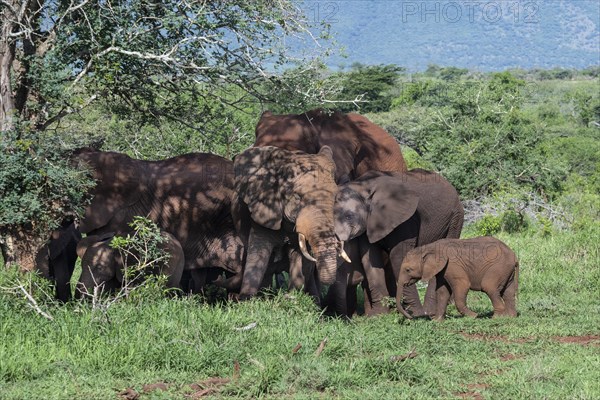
xmin=75 ymin=151 xmax=143 ymax=233
xmin=421 ymin=252 xmax=448 ymax=282
xmin=234 ymin=146 xmax=287 ymax=230
xmin=366 ymin=177 xmax=420 ymax=243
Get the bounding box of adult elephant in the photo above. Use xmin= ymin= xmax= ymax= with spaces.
xmin=254 ymin=109 xmax=407 ymax=183
xmin=75 ymin=231 xmax=184 ymax=298
xmin=330 ymin=169 xmax=464 ymax=317
xmin=34 ymin=220 xmax=81 ymax=302
xmin=72 ymin=148 xmax=244 ymax=290
xmin=232 ymin=145 xmax=350 ymax=300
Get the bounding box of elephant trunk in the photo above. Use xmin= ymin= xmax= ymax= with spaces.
xmin=312 ymin=241 xmax=338 ymax=284
xmin=396 ymin=279 xmax=413 ymax=319
xmin=296 ymin=207 xmax=338 ymax=285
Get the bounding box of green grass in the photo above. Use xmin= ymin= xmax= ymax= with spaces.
xmin=1 ymin=224 xmax=599 ymax=399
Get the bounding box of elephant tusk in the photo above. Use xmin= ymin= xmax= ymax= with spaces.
xmin=298 ymin=233 xmax=317 ymax=262
xmin=338 ymin=242 xmax=352 ymax=263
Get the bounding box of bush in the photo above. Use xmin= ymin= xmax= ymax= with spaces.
xmin=500 ymin=210 xmax=529 ymax=234
xmin=0 ymin=130 xmax=94 ymax=256
xmin=107 ymin=217 xmax=172 ymax=302
xmin=472 ymin=215 xmax=502 ymax=236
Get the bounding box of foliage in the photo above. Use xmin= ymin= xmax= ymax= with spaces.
xmin=471 ymin=215 xmax=502 ymax=236
xmin=0 ymin=131 xmax=94 ymax=236
xmin=570 ymin=90 xmax=600 ymax=126
xmin=1 ymin=0 xmax=335 ymax=132
xmin=424 ymin=64 xmax=469 ymax=81
xmin=332 ymin=64 xmax=405 ymax=113
xmin=0 ymin=0 xmax=338 ymax=260
xmin=377 ymin=72 xmax=573 ymax=198
xmin=102 ymin=217 xmax=171 ymax=302
xmin=1 ymin=224 xmax=599 ymax=398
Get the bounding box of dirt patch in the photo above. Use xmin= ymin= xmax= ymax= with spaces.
xmin=187 ymin=377 xmax=231 ymax=399
xmin=455 ymin=383 xmax=490 ymax=399
xmin=142 ymin=382 xmax=169 ymax=393
xmin=118 ymin=388 xmax=140 ymax=400
xmin=459 ymin=332 xmax=534 ymax=344
xmin=499 ymin=353 xmax=523 ymax=362
xmin=552 ymin=335 xmax=600 ymax=346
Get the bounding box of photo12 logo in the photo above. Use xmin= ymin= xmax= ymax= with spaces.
xmin=401 ymin=1 xmax=540 ymax=24
xmin=302 ymin=2 xmax=340 ymax=24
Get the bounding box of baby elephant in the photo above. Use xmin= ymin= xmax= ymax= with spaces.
xmin=75 ymin=231 xmax=184 ymax=298
xmin=397 ymin=237 xmax=518 ymax=321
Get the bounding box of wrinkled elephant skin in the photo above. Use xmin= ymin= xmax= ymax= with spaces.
xmin=398 ymin=237 xmax=519 ymax=320
xmin=254 ymin=109 xmax=407 ymax=183
xmin=73 ymin=149 xmax=243 ymax=291
xmin=233 ymin=146 xmax=341 ymax=299
xmin=329 ymin=169 xmax=464 ymax=318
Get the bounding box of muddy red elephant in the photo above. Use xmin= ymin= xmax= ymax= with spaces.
xmin=232 ymin=146 xmax=350 ymax=300
xmin=254 ymin=109 xmax=407 ymax=183
xmin=72 ymin=148 xmax=244 ymax=293
xmin=248 ymin=110 xmax=408 ymax=302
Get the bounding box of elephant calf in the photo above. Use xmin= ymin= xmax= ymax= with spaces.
xmin=75 ymin=231 xmax=184 ymax=298
xmin=397 ymin=237 xmax=518 ymax=321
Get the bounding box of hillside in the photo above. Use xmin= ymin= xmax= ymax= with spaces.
xmin=316 ymin=0 xmax=600 ymax=71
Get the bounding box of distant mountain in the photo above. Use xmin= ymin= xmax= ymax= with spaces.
xmin=306 ymin=0 xmax=600 ymax=71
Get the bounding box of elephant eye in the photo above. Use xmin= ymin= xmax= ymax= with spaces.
xmin=345 ymin=214 xmax=352 ymax=221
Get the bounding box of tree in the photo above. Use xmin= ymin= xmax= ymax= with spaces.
xmin=333 ymin=63 xmax=404 ymax=113
xmin=1 ymin=0 xmax=334 ymax=132
xmin=0 ymin=0 xmax=335 ymax=269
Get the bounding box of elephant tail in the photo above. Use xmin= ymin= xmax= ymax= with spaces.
xmin=513 ymin=261 xmax=519 ymax=301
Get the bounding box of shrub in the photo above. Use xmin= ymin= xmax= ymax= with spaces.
xmin=473 ymin=215 xmax=502 ymax=236
xmin=500 ymin=210 xmax=529 ymax=234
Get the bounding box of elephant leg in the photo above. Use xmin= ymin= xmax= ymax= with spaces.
xmin=345 ymin=285 xmax=358 ymax=317
xmin=433 ymin=281 xmax=451 ymax=322
xmin=160 ymin=236 xmax=184 ymax=290
xmin=422 ymin=278 xmax=437 ymax=316
xmin=500 ymin=267 xmax=518 ymax=317
xmin=189 ymin=269 xmax=208 ymax=294
xmin=302 ymin=258 xmax=321 ymax=305
xmin=52 ymin=252 xmax=73 ymax=302
xmin=324 ymin=260 xmax=353 ymax=317
xmin=482 ymin=275 xmax=509 ymax=318
xmin=358 ymin=236 xmax=389 ymax=316
xmin=288 ymin=247 xmax=304 ymax=290
xmin=450 ymin=280 xmax=477 ymax=318
xmin=238 ymin=225 xmax=277 ymax=300
xmin=486 ymin=290 xmax=506 ymax=318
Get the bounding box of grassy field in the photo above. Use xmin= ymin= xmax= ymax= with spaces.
xmin=1 ymin=224 xmax=599 ymax=399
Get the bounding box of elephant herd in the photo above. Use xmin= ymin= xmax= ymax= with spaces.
xmin=34 ymin=108 xmax=519 ymax=320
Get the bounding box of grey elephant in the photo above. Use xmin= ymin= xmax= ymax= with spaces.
xmin=34 ymin=221 xmax=81 ymax=302
xmin=397 ymin=237 xmax=519 ymax=320
xmin=330 ymin=169 xmax=464 ymax=317
xmin=232 ymin=145 xmax=350 ymax=301
xmin=75 ymin=231 xmax=184 ymax=297
xmin=72 ymin=148 xmax=244 ymax=293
